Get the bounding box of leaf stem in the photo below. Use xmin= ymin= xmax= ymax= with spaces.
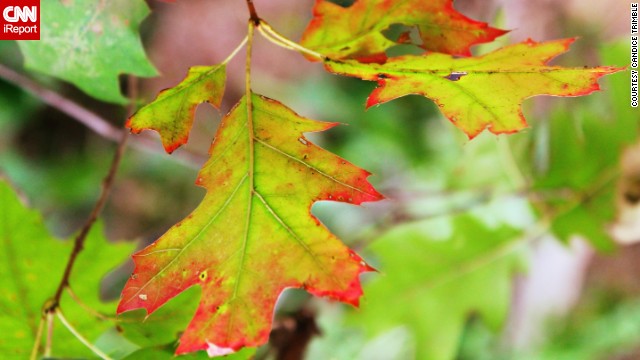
xmin=44 ymin=311 xmax=54 ymax=357
xmin=245 ymin=18 xmax=256 ymax=237
xmin=257 ymin=20 xmax=326 ymax=61
xmin=29 ymin=315 xmax=45 ymax=360
xmin=222 ymin=35 xmax=249 ymax=65
xmin=47 ymin=77 xmax=137 ymax=314
xmin=56 ymin=310 xmax=114 ymax=360
xmin=47 ymin=127 xmax=129 ymax=310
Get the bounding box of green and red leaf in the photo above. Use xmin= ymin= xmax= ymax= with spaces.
xmin=127 ymin=65 xmax=226 ymax=153
xmin=325 ymin=38 xmax=622 ymax=138
xmin=117 ymin=93 xmax=383 ymax=355
xmin=301 ymin=0 xmax=507 ymax=60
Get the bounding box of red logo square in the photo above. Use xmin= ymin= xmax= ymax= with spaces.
xmin=0 ymin=0 xmax=40 ymax=40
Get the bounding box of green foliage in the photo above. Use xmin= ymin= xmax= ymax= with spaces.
xmin=529 ymin=42 xmax=638 ymax=251
xmin=0 ymin=179 xmax=134 ymax=358
xmin=359 ymin=215 xmax=526 ymax=360
xmin=18 ymin=0 xmax=157 ymax=104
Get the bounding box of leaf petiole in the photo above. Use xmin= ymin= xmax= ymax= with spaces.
xmin=29 ymin=315 xmax=45 ymax=360
xmin=44 ymin=311 xmax=54 ymax=358
xmin=56 ymin=310 xmax=114 ymax=360
xmin=222 ymin=35 xmax=249 ymax=65
xmin=257 ymin=20 xmax=325 ymax=61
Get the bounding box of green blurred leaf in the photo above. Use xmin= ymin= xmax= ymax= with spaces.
xmin=18 ymin=0 xmax=157 ymax=104
xmin=357 ymin=215 xmax=526 ymax=360
xmin=118 ymin=286 xmax=200 ymax=347
xmin=531 ymin=41 xmax=639 ymax=251
xmin=0 ymin=179 xmax=135 ymax=358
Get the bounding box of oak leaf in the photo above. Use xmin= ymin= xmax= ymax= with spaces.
xmin=301 ymin=0 xmax=506 ymax=60
xmin=127 ymin=65 xmax=226 ymax=153
xmin=117 ymin=93 xmax=383 ymax=355
xmin=325 ymin=38 xmax=621 ymax=138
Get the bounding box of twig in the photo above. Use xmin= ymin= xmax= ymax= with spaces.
xmin=0 ymin=63 xmax=205 ymax=168
xmin=246 ymin=0 xmax=260 ymax=25
xmin=56 ymin=310 xmax=114 ymax=360
xmin=47 ymin=77 xmax=137 ymax=312
xmin=0 ymin=63 xmax=121 ymax=140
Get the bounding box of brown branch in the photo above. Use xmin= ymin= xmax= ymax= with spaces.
xmin=0 ymin=64 xmax=206 ymax=168
xmin=246 ymin=0 xmax=260 ymax=25
xmin=46 ymin=77 xmax=137 ymax=312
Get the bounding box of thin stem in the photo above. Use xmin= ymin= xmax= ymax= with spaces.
xmin=257 ymin=20 xmax=325 ymax=61
xmin=56 ymin=310 xmax=114 ymax=360
xmin=29 ymin=315 xmax=45 ymax=360
xmin=44 ymin=312 xmax=54 ymax=357
xmin=0 ymin=64 xmax=121 ymax=141
xmin=245 ymin=20 xmax=256 ymax=211
xmin=222 ymin=35 xmax=249 ymax=65
xmin=246 ymin=0 xmax=260 ymax=25
xmin=48 ymin=78 xmax=137 ymax=311
xmin=246 ymin=23 xmax=254 ymax=95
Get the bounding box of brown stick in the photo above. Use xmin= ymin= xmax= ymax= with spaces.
xmin=246 ymin=0 xmax=260 ymax=25
xmin=46 ymin=78 xmax=138 ymax=311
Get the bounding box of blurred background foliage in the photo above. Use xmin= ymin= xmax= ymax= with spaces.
xmin=0 ymin=0 xmax=639 ymax=359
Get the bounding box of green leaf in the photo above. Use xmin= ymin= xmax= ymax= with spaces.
xmin=529 ymin=41 xmax=639 ymax=250
xmin=301 ymin=0 xmax=506 ymax=60
xmin=118 ymin=286 xmax=201 ymax=347
xmin=325 ymin=38 xmax=620 ymax=138
xmin=532 ymin=102 xmax=637 ymax=251
xmin=0 ymin=179 xmax=135 ymax=358
xmin=127 ymin=65 xmax=227 ymax=153
xmin=358 ymin=215 xmax=525 ymax=360
xmin=18 ymin=0 xmax=157 ymax=104
xmin=118 ymin=93 xmax=383 ymax=355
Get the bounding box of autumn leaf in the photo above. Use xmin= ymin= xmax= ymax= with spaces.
xmin=117 ymin=93 xmax=383 ymax=355
xmin=301 ymin=0 xmax=506 ymax=61
xmin=0 ymin=180 xmax=134 ymax=358
xmin=325 ymin=38 xmax=621 ymax=138
xmin=359 ymin=215 xmax=525 ymax=360
xmin=18 ymin=0 xmax=157 ymax=104
xmin=127 ymin=65 xmax=226 ymax=153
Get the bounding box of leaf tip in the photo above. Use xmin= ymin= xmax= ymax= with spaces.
xmin=163 ymin=141 xmax=182 ymax=154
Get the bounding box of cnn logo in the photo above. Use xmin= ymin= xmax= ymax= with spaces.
xmin=3 ymin=6 xmax=37 ymax=22
xmin=0 ymin=0 xmax=40 ymax=40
